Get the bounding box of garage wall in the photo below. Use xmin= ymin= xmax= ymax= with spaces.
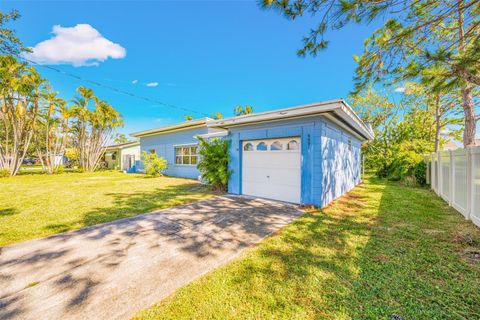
xmin=138 ymin=126 xmax=210 ymax=179
xmin=226 ymin=116 xmax=321 ymax=206
xmin=320 ymin=119 xmax=362 ymax=207
xmin=226 ymin=115 xmax=362 ymax=207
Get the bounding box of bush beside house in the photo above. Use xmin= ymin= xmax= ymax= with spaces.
xmin=141 ymin=151 xmax=168 ymax=177
xmin=197 ymin=137 xmax=231 ymax=191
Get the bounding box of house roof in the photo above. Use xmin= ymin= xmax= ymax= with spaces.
xmin=105 ymin=140 xmax=140 ymax=151
xmin=443 ymin=141 xmax=459 ymax=151
xmin=208 ymin=99 xmax=374 ymax=141
xmin=130 ymin=118 xmax=212 ymax=138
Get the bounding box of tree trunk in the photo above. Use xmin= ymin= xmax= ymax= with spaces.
xmin=457 ymin=0 xmax=476 ymax=147
xmin=461 ymin=86 xmax=476 ymax=146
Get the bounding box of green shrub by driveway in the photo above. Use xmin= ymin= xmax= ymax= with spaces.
xmin=136 ymin=178 xmax=480 ymax=320
xmin=0 ymin=171 xmax=214 ymax=246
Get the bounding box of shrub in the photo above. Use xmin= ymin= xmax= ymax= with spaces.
xmin=65 ymin=148 xmax=79 ymax=168
xmin=53 ymin=165 xmax=65 ymax=174
xmin=412 ymin=160 xmax=427 ymax=186
xmin=0 ymin=169 xmax=10 ymax=178
xmin=197 ymin=137 xmax=231 ymax=191
xmin=142 ymin=151 xmax=168 ymax=177
xmin=382 ymin=139 xmax=430 ymax=186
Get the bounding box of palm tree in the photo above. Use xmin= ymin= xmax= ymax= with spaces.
xmin=70 ymin=87 xmax=123 ymax=172
xmin=0 ymin=55 xmax=44 ymax=176
xmin=233 ymin=105 xmax=254 ymax=116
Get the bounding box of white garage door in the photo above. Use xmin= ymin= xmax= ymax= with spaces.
xmin=241 ymin=137 xmax=301 ymax=203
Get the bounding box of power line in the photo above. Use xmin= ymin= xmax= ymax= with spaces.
xmin=0 ymin=49 xmax=210 ymax=117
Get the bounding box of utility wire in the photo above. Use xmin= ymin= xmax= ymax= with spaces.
xmin=0 ymin=48 xmax=210 ymax=117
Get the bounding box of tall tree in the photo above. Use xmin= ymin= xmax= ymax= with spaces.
xmin=0 ymin=9 xmax=28 ymax=55
xmin=403 ymin=83 xmax=463 ymax=152
xmin=113 ymin=133 xmax=129 ymax=144
xmin=71 ymin=87 xmax=123 ymax=172
xmin=36 ymin=88 xmax=70 ymax=174
xmin=350 ymin=86 xmax=460 ymax=181
xmin=261 ymin=0 xmax=480 ymax=146
xmin=0 ymin=55 xmax=43 ymax=176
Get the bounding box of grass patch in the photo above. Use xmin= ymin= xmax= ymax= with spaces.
xmin=0 ymin=171 xmax=214 ymax=246
xmin=135 ymin=177 xmax=480 ymax=319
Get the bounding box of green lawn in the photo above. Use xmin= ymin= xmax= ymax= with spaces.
xmin=136 ymin=177 xmax=480 ymax=320
xmin=0 ymin=171 xmax=214 ymax=246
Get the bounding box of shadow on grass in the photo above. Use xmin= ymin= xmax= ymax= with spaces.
xmin=0 ymin=208 xmax=18 ymax=216
xmin=181 ymin=178 xmax=480 ymax=319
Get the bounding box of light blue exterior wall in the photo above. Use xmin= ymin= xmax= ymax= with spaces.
xmin=135 ymin=116 xmax=362 ymax=207
xmin=320 ymin=120 xmax=362 ymax=206
xmin=226 ymin=115 xmax=362 ymax=207
xmin=138 ymin=126 xmax=210 ymax=179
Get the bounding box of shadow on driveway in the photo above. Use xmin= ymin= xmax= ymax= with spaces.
xmin=0 ymin=195 xmax=303 ymax=320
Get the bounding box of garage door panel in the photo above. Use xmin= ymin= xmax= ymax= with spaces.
xmin=241 ymin=137 xmax=301 ymax=204
xmin=242 ymin=181 xmax=300 ymax=204
xmin=242 ymin=152 xmax=300 ymax=169
xmin=242 ymin=168 xmax=300 ymax=185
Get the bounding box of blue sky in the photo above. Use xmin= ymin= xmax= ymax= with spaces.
xmin=3 ymin=0 xmax=382 ymax=135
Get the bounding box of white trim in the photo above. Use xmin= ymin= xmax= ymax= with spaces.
xmin=195 ymin=130 xmax=229 ymax=139
xmin=131 ymin=118 xmax=212 ymax=138
xmin=173 ymin=143 xmax=199 ymax=147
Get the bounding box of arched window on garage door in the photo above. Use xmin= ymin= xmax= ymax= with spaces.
xmin=287 ymin=140 xmax=299 ymax=150
xmin=256 ymin=142 xmax=267 ymax=151
xmin=243 ymin=143 xmax=253 ymax=151
xmin=270 ymin=141 xmax=283 ymax=151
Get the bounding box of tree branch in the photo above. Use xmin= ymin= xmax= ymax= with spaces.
xmin=452 ymin=65 xmax=480 ymax=86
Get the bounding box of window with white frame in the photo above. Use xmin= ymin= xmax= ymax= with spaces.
xmin=175 ymin=145 xmax=198 ymax=165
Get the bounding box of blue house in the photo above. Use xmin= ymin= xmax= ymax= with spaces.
xmin=131 ymin=99 xmax=373 ymax=207
xmin=131 ymin=118 xmax=224 ymax=179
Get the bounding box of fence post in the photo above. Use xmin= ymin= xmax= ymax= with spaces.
xmin=467 ymin=147 xmax=473 ymax=220
xmin=438 ymin=151 xmax=443 ymax=197
xmin=449 ymin=150 xmax=454 ymax=207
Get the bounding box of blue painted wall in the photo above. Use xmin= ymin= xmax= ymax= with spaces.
xmin=136 ymin=117 xmax=362 ymax=206
xmin=138 ymin=126 xmax=210 ymax=179
xmin=226 ymin=115 xmax=362 ymax=207
xmin=320 ymin=120 xmax=361 ymax=206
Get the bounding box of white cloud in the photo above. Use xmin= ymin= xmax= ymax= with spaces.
xmin=26 ymin=24 xmax=126 ymax=67
xmin=394 ymin=87 xmax=406 ymax=93
xmin=146 ymin=82 xmax=159 ymax=87
xmin=132 ymin=80 xmax=138 ymax=84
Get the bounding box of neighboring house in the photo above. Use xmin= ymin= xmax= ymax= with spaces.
xmin=131 ymin=99 xmax=373 ymax=207
xmin=443 ymin=141 xmax=459 ymax=151
xmin=103 ymin=141 xmax=141 ymax=172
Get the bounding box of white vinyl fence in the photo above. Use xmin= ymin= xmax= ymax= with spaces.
xmin=427 ymin=146 xmax=480 ymax=227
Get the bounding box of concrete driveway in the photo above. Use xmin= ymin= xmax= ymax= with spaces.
xmin=0 ymin=196 xmax=303 ymax=320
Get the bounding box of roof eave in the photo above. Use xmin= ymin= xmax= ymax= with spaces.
xmin=131 ymin=118 xmax=211 ymax=138
xmin=208 ymin=100 xmax=373 ymax=141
